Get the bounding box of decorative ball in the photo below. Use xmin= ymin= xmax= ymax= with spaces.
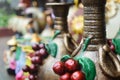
xmin=60 ymin=73 xmax=71 ymax=80
xmin=53 ymin=61 xmax=65 ymax=75
xmin=71 ymin=71 xmax=85 ymax=80
xmin=65 ymin=59 xmax=79 ymax=72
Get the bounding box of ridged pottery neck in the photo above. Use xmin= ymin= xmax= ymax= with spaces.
xmin=81 ymin=0 xmax=106 ymax=51
xmin=46 ymin=3 xmax=72 ymax=33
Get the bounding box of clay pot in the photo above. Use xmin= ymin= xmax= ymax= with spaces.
xmin=38 ymin=3 xmax=77 ymax=80
xmin=75 ymin=0 xmax=120 ymax=80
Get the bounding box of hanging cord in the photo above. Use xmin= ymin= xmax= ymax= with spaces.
xmin=71 ymin=35 xmax=93 ymax=57
xmin=71 ymin=38 xmax=83 ymax=57
xmin=63 ymin=33 xmax=78 ymax=53
xmin=46 ymin=30 xmax=78 ymax=57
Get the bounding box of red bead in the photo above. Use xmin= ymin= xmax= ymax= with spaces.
xmin=31 ymin=56 xmax=42 ymax=65
xmin=34 ymin=51 xmax=41 ymax=57
xmin=32 ymin=44 xmax=40 ymax=51
xmin=39 ymin=48 xmax=48 ymax=58
xmin=110 ymin=44 xmax=115 ymax=52
xmin=29 ymin=64 xmax=38 ymax=74
xmin=29 ymin=75 xmax=37 ymax=80
xmin=53 ymin=61 xmax=65 ymax=75
xmin=107 ymin=39 xmax=112 ymax=45
xmin=39 ymin=43 xmax=45 ymax=49
xmin=65 ymin=59 xmax=79 ymax=72
xmin=71 ymin=71 xmax=85 ymax=80
xmin=22 ymin=65 xmax=30 ymax=72
xmin=60 ymin=73 xmax=71 ymax=80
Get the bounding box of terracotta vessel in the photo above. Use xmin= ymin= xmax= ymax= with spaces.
xmin=38 ymin=2 xmax=77 ymax=80
xmin=75 ymin=0 xmax=120 ymax=80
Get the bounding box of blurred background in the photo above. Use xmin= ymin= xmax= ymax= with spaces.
xmin=0 ymin=0 xmax=120 ymax=80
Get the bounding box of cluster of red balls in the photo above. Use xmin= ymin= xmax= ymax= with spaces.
xmin=53 ymin=58 xmax=85 ymax=80
xmin=107 ymin=39 xmax=115 ymax=52
xmin=22 ymin=43 xmax=48 ymax=80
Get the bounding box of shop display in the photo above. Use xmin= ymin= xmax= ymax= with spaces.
xmin=3 ymin=0 xmax=120 ymax=80
xmin=53 ymin=0 xmax=120 ymax=80
xmin=8 ymin=0 xmax=46 ymax=35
